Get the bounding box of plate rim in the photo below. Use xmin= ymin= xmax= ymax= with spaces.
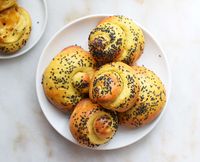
xmin=0 ymin=0 xmax=48 ymax=59
xmin=36 ymin=14 xmax=171 ymax=150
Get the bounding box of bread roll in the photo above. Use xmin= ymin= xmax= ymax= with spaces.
xmin=0 ymin=6 xmax=32 ymax=53
xmin=89 ymin=62 xmax=139 ymax=112
xmin=70 ymin=99 xmax=118 ymax=147
xmin=119 ymin=66 xmax=166 ymax=128
xmin=42 ymin=46 xmax=96 ymax=113
xmin=88 ymin=15 xmax=144 ymax=65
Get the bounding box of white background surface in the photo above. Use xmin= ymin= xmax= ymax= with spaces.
xmin=0 ymin=0 xmax=200 ymax=161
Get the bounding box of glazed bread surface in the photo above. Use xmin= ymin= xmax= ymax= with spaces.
xmin=42 ymin=46 xmax=96 ymax=113
xmin=119 ymin=66 xmax=166 ymax=128
xmin=0 ymin=0 xmax=16 ymax=12
xmin=88 ymin=15 xmax=144 ymax=65
xmin=70 ymin=99 xmax=118 ymax=147
xmin=0 ymin=5 xmax=32 ymax=53
xmin=89 ymin=62 xmax=139 ymax=112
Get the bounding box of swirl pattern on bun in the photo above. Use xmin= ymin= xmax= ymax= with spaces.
xmin=70 ymin=99 xmax=118 ymax=147
xmin=89 ymin=62 xmax=139 ymax=112
xmin=88 ymin=15 xmax=144 ymax=65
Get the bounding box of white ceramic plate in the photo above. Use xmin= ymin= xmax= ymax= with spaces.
xmin=0 ymin=0 xmax=48 ymax=59
xmin=36 ymin=15 xmax=171 ymax=150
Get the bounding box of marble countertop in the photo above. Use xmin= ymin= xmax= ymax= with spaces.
xmin=0 ymin=0 xmax=200 ymax=161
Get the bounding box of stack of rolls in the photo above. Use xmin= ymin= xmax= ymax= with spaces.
xmin=0 ymin=0 xmax=32 ymax=54
xmin=42 ymin=15 xmax=167 ymax=148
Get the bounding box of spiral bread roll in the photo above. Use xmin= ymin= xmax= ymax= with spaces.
xmin=89 ymin=62 xmax=139 ymax=112
xmin=88 ymin=15 xmax=144 ymax=65
xmin=70 ymin=99 xmax=118 ymax=147
xmin=0 ymin=0 xmax=16 ymax=12
xmin=42 ymin=46 xmax=96 ymax=113
xmin=119 ymin=66 xmax=166 ymax=128
xmin=0 ymin=5 xmax=32 ymax=53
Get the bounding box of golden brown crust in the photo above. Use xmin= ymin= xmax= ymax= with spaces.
xmin=72 ymin=72 xmax=91 ymax=94
xmin=0 ymin=6 xmax=32 ymax=53
xmin=88 ymin=15 xmax=144 ymax=65
xmin=0 ymin=0 xmax=16 ymax=12
xmin=42 ymin=46 xmax=96 ymax=113
xmin=69 ymin=99 xmax=118 ymax=147
xmin=89 ymin=62 xmax=140 ymax=112
xmin=118 ymin=66 xmax=166 ymax=128
xmin=91 ymin=71 xmax=123 ymax=103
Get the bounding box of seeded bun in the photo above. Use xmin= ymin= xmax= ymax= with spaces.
xmin=42 ymin=46 xmax=96 ymax=113
xmin=118 ymin=66 xmax=166 ymax=128
xmin=88 ymin=15 xmax=144 ymax=65
xmin=70 ymin=99 xmax=118 ymax=147
xmin=0 ymin=5 xmax=32 ymax=53
xmin=0 ymin=0 xmax=16 ymax=12
xmin=89 ymin=62 xmax=139 ymax=112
